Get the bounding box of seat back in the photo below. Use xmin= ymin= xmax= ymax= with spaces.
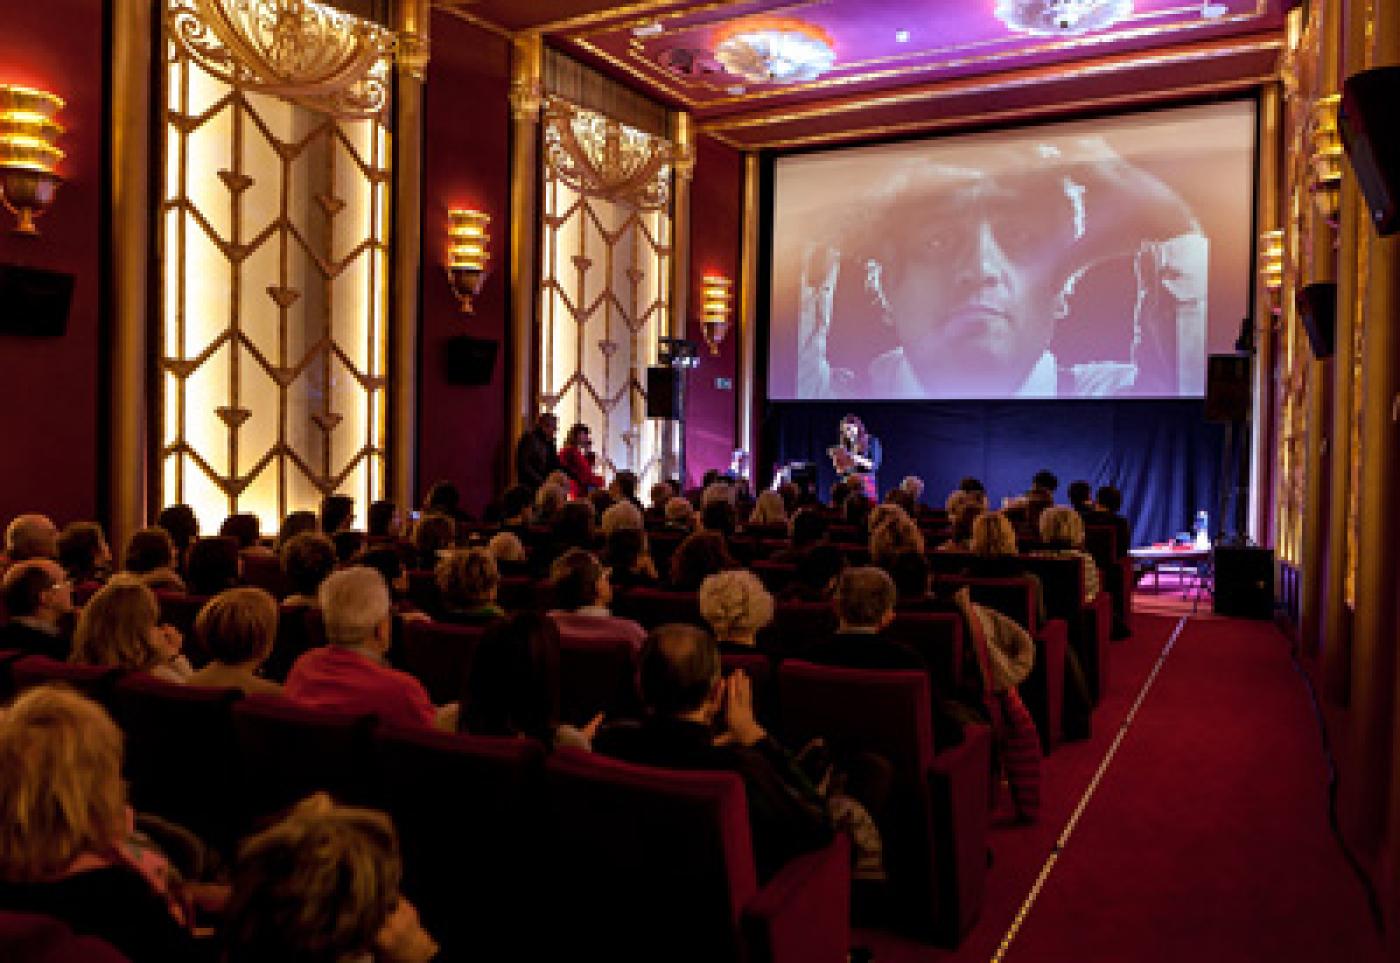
xmin=764 ymin=601 xmax=837 ymax=658
xmin=497 ymin=575 xmax=540 ymax=611
xmin=886 ymin=610 xmax=965 ymax=691
xmin=231 ymin=695 xmax=377 ymax=833
xmin=399 ymin=620 xmax=485 ymax=704
xmin=937 ymin=576 xmax=1038 ymax=632
xmin=110 ymin=674 xmax=242 ymax=850
xmin=557 ymin=636 xmax=638 ymax=723
xmin=239 ymin=550 xmax=288 ymax=598
xmin=406 ymin=569 xmax=440 ymax=612
xmin=611 ymin=587 xmax=704 ymax=629
xmin=1082 ymin=525 xmax=1118 ymax=571
xmin=543 ymin=749 xmax=757 ymax=963
xmin=263 ymin=605 xmax=325 ymax=682
xmin=155 ymin=592 xmax=212 ymax=666
xmin=0 ymin=911 xmax=132 ymax=963
xmin=10 ymin=656 xmax=123 ymax=705
xmin=750 ymin=559 xmax=797 ymax=593
xmin=374 ymin=727 xmax=545 ymax=962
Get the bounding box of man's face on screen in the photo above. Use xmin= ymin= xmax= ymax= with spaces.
xmin=883 ymin=179 xmax=1068 ymax=394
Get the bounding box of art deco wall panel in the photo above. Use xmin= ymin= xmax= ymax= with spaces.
xmin=160 ymin=0 xmax=392 ymax=532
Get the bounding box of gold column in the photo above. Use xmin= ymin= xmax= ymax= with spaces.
xmin=109 ymin=0 xmax=153 ymax=554
xmin=1299 ymin=0 xmax=1343 ymax=656
xmin=1250 ymin=82 xmax=1282 ymax=544
xmin=507 ymin=34 xmax=543 ymax=476
xmin=737 ymin=153 xmax=760 ymax=472
xmin=1351 ymin=0 xmax=1400 ymax=858
xmin=666 ymin=111 xmax=695 ymax=481
xmin=391 ymin=0 xmax=429 ymax=513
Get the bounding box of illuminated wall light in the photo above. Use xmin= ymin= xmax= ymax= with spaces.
xmin=0 ymin=84 xmax=65 ymax=235
xmin=1258 ymin=229 xmax=1285 ymax=315
xmin=446 ymin=208 xmax=491 ymax=313
xmin=700 ymin=275 xmax=733 ymax=355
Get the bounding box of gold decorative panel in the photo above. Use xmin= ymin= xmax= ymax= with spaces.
xmin=161 ymin=0 xmax=392 ymax=533
xmin=540 ymin=98 xmax=673 ymax=491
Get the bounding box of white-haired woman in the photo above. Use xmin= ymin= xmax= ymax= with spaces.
xmin=698 ymin=569 xmax=775 ymax=653
xmin=748 ymin=490 xmax=787 ymax=528
xmin=1034 ymin=506 xmax=1099 ymax=602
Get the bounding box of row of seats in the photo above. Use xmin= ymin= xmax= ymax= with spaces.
xmin=0 ymin=650 xmax=990 ymax=958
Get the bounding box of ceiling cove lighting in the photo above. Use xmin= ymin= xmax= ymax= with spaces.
xmin=714 ymin=18 xmax=836 ymax=85
xmin=994 ymin=0 xmax=1133 ymax=36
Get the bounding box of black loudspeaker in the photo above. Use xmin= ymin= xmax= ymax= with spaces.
xmin=1213 ymin=546 xmax=1275 ymax=619
xmin=0 ymin=264 xmax=74 ymax=336
xmin=645 ymin=365 xmax=681 ymax=419
xmin=1340 ymin=65 xmax=1400 ymax=236
xmin=1203 ymin=354 xmax=1251 ymax=423
xmin=1296 ymin=282 xmax=1337 ymax=359
xmin=444 ymin=336 xmax=498 ymax=386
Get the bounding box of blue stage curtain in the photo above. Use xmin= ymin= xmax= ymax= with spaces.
xmin=764 ymin=400 xmax=1228 ymax=547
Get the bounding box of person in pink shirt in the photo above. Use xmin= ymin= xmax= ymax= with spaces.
xmin=285 ymin=566 xmax=457 ymax=730
xmin=546 ymin=549 xmax=646 ymax=651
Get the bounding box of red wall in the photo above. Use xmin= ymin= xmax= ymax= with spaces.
xmin=417 ymin=11 xmax=512 ymax=516
xmin=0 ymin=0 xmax=105 ymax=528
xmin=683 ymin=135 xmax=744 ymax=487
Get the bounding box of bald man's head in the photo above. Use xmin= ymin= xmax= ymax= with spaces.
xmin=638 ymin=623 xmax=721 ymax=717
xmin=2 ymin=558 xmax=72 ymax=620
xmin=5 ymin=514 xmax=58 ymax=562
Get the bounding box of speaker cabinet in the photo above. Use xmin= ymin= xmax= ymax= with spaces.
xmin=1213 ymin=546 xmax=1275 ymax=619
xmin=1340 ymin=65 xmax=1400 ymax=236
xmin=444 ymin=336 xmax=498 ymax=386
xmin=645 ymin=366 xmax=680 ymax=419
xmin=0 ymin=264 xmax=74 ymax=337
xmin=1203 ymin=354 xmax=1251 ymax=423
xmin=1296 ymin=282 xmax=1337 ymax=360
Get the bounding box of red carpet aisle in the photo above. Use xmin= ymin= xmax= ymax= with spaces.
xmin=1006 ymin=617 xmax=1384 ymax=962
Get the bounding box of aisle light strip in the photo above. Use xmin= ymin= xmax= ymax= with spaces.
xmin=990 ymin=614 xmax=1190 ymax=963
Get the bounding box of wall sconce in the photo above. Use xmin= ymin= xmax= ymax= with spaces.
xmin=446 ymin=209 xmax=491 ymax=313
xmin=1308 ymin=93 xmax=1343 ymax=228
xmin=0 ymin=84 xmax=65 ymax=236
xmin=1258 ymin=229 xmax=1285 ymax=315
xmin=699 ymin=275 xmax=732 ymax=355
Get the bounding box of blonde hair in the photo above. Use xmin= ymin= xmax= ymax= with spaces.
xmin=1038 ymin=506 xmax=1085 ymax=547
xmin=224 ymin=792 xmax=401 ymax=963
xmin=971 ymin=512 xmax=1019 ymax=557
xmin=748 ymin=490 xmax=787 ymax=526
xmin=0 ymin=685 xmax=126 ymax=882
xmin=436 ymin=547 xmax=500 ymax=607
xmin=600 ymin=500 xmax=644 ymax=535
xmin=197 ymin=587 xmax=278 ymax=666
xmin=70 ymin=574 xmax=161 ymax=670
xmin=870 ymin=514 xmax=925 ymax=567
xmin=699 ymin=570 xmax=775 ymax=641
xmin=487 ymin=531 xmax=526 ymax=564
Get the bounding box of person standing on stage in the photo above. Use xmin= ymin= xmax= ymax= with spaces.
xmin=559 ymin=423 xmax=605 ymax=499
xmin=829 ymin=414 xmax=881 ymax=502
xmin=516 ymin=412 xmax=561 ymax=492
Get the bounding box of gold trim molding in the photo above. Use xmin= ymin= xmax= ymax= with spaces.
xmin=543 ymin=97 xmax=677 ymax=210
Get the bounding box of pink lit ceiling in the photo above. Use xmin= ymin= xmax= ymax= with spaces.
xmin=435 ymin=0 xmax=1286 ymax=149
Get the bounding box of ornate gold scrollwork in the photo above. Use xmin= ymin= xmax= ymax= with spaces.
xmin=170 ymin=0 xmax=396 ymax=119
xmin=542 ymin=97 xmax=676 ymax=211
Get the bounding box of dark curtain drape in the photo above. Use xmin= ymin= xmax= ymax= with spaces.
xmin=764 ymin=400 xmax=1230 ymax=547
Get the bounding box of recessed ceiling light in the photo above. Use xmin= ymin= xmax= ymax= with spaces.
xmin=1200 ymin=1 xmax=1228 ymax=18
xmin=895 ymin=29 xmax=911 ymax=43
xmin=727 ymin=84 xmax=747 ymax=95
xmin=632 ymin=21 xmax=664 ymax=37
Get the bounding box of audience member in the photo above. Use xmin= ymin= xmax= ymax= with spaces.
xmin=601 ymin=527 xmax=659 ymax=588
xmin=155 ymin=504 xmax=199 ymax=563
xmin=594 ymin=624 xmax=831 ymax=881
xmin=1067 ymin=480 xmax=1095 ymax=515
xmin=353 ymin=546 xmax=418 ymax=615
xmin=367 ymin=499 xmax=399 ymax=538
xmin=669 ymin=531 xmax=737 ymax=592
xmin=332 ymin=530 xmax=367 ymax=564
xmin=56 ymin=521 xmax=112 ymax=587
xmin=534 ymin=482 xmax=568 ymax=526
xmin=610 ymin=470 xmax=643 ymax=512
xmin=487 ymin=531 xmax=527 ymax=567
xmin=547 ymin=548 xmax=646 ymax=650
xmin=701 ymin=481 xmax=737 ymax=509
xmin=0 ymin=559 xmax=74 ymax=659
xmin=280 ymin=532 xmax=338 ymax=608
xmin=885 ymin=487 xmax=917 ymax=517
xmin=423 ymin=480 xmax=469 ymax=523
xmin=4 ymin=513 xmax=59 ymax=565
xmin=0 ymin=686 xmax=204 ymax=961
xmin=515 ymin=411 xmax=561 ymax=491
xmin=964 ymin=513 xmax=1047 ymax=624
xmin=588 ymin=489 xmax=616 ymax=524
xmin=185 ymin=535 xmax=242 ymax=596
xmin=500 ymin=485 xmax=533 ymax=530
xmin=274 ymin=510 xmax=318 ymax=553
xmin=285 ymin=567 xmax=456 ymax=730
xmin=1089 ymin=484 xmax=1131 ymax=559
xmin=700 ymin=499 xmax=738 ymax=538
xmin=887 ymin=550 xmax=935 ymax=607
xmin=663 ymin=496 xmax=697 ymax=531
xmin=558 ymin=424 xmax=604 ymax=498
xmin=769 ymin=508 xmax=828 ymax=564
xmin=70 ymin=575 xmax=192 ymax=682
xmin=223 ymin=792 xmax=438 ymax=963
xmin=436 ymin=548 xmax=505 ymax=624
xmin=699 ymin=569 xmax=774 ymax=652
xmin=900 ymin=475 xmax=926 ymax=504
xmin=843 ymin=493 xmax=873 ymax=531
xmin=805 ymin=567 xmax=925 ymax=669
xmin=187 ymin=587 xmax=282 ymax=694
xmin=942 ymin=501 xmax=985 ymax=552
xmin=781 ymin=543 xmax=848 ymax=602
xmin=219 ymin=513 xmax=264 ymax=551
xmin=461 ymin=611 xmax=600 ymax=749
xmin=600 ymin=499 xmax=644 ymax=536
xmin=646 ymin=481 xmax=673 ymax=522
xmin=410 ymin=513 xmax=456 ymax=570
xmin=748 ymin=490 xmax=787 ymax=527
xmin=777 ymin=481 xmax=801 ymax=515
xmin=320 ymin=494 xmax=356 ymax=534
xmin=870 ymin=512 xmax=924 ymax=568
xmin=1036 ymin=506 xmax=1100 ymax=602
xmin=122 ymin=527 xmax=186 ymax=593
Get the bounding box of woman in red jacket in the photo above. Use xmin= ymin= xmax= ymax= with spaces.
xmin=558 ymin=423 xmax=604 ymax=498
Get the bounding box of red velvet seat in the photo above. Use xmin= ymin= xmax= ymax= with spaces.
xmin=1021 ymin=555 xmax=1112 ymax=704
xmin=374 ymin=726 xmax=546 ymax=962
xmin=764 ymin=600 xmax=838 ymax=657
xmin=557 ymin=635 xmax=639 ymax=723
xmin=231 ymin=695 xmax=378 ymax=833
xmin=262 ymin=604 xmax=325 ymax=682
xmin=777 ymin=661 xmax=991 ymax=946
xmin=886 ymin=610 xmax=966 ymax=700
xmin=750 ymin=559 xmax=798 ymax=593
xmin=239 ymin=550 xmax=288 ymax=599
xmin=399 ymin=620 xmax=485 ymax=704
xmin=497 ymin=574 xmax=540 ymax=611
xmin=109 ymin=673 xmax=243 ymax=851
xmin=0 ymin=911 xmax=131 ymax=963
xmin=542 ymin=748 xmax=851 ymax=963
xmin=406 ymin=568 xmax=440 ymax=612
xmin=611 ymin=586 xmax=705 ymax=629
xmin=9 ymin=655 xmax=123 ymax=705
xmin=1085 ymin=524 xmax=1134 ymax=636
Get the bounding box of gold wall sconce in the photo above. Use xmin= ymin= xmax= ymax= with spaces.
xmin=0 ymin=84 xmax=65 ymax=235
xmin=1308 ymin=94 xmax=1343 ymax=228
xmin=1258 ymin=229 xmax=1285 ymax=315
xmin=699 ymin=275 xmax=732 ymax=355
xmin=446 ymin=209 xmax=491 ymax=313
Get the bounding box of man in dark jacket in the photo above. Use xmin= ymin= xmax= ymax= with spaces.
xmin=595 ymin=624 xmax=831 ymax=880
xmin=514 ymin=412 xmax=560 ymax=491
